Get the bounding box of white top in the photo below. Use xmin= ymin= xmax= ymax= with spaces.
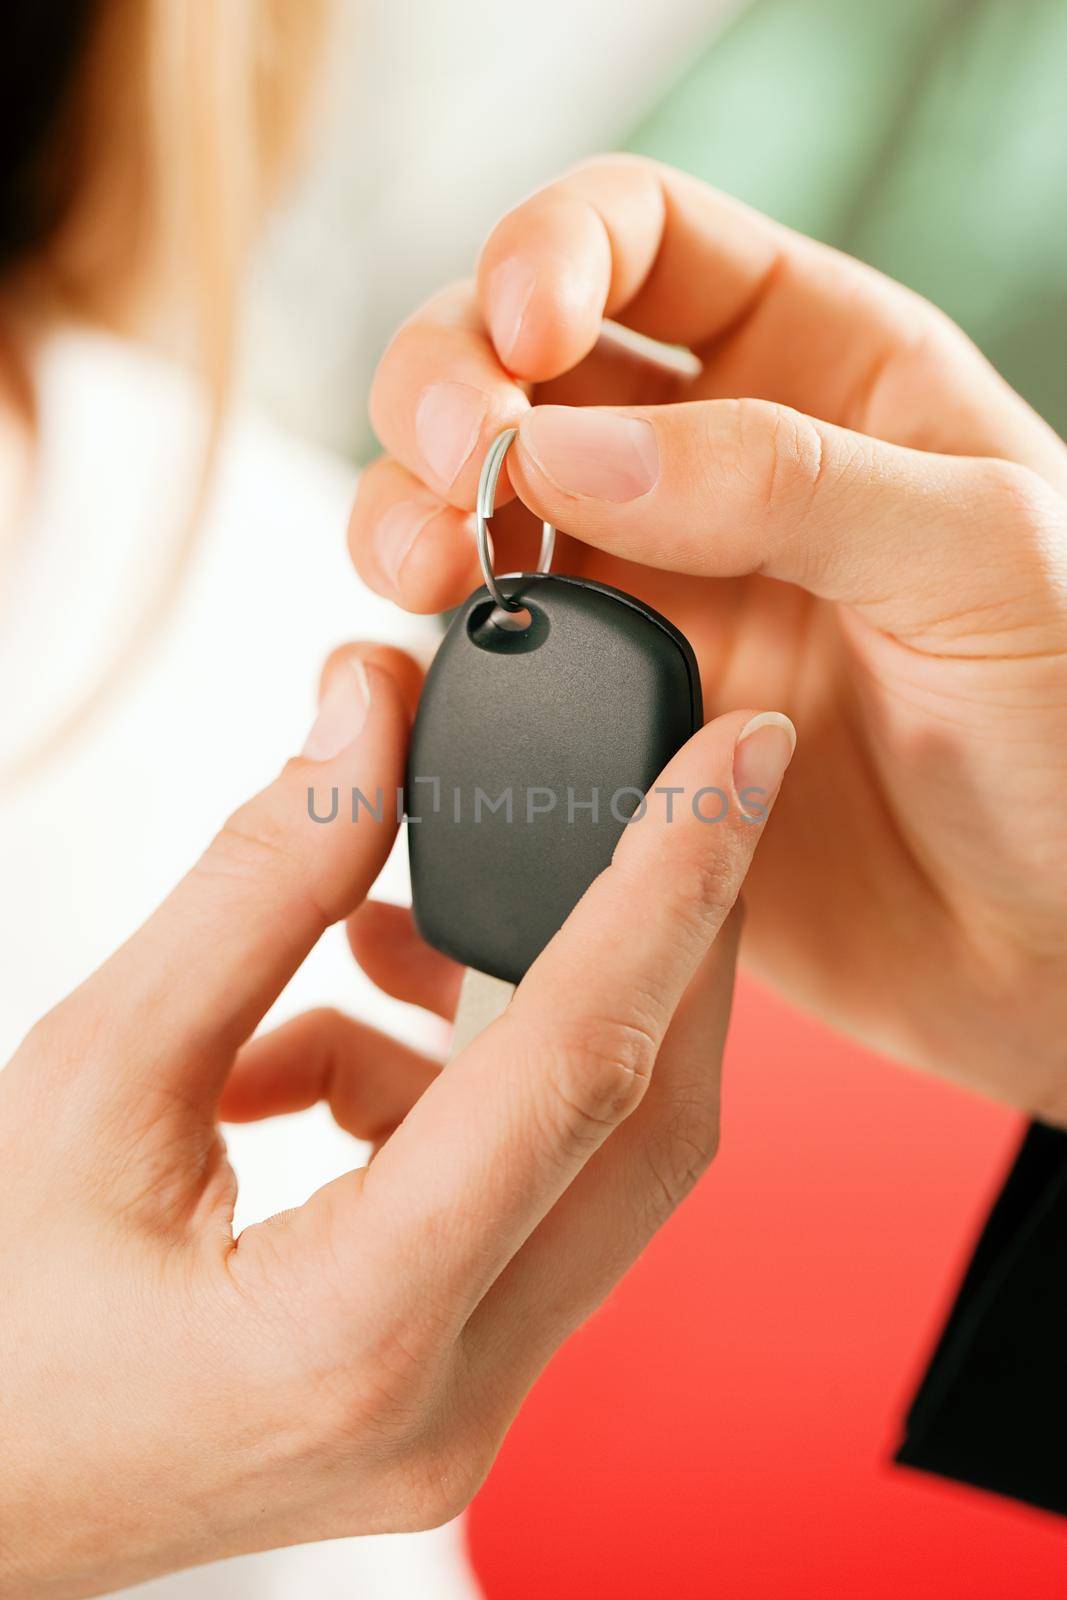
xmin=0 ymin=329 xmax=477 ymax=1600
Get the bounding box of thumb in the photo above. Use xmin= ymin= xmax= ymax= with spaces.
xmin=512 ymin=401 xmax=1064 ymax=653
xmin=62 ymin=652 xmax=408 ymax=1112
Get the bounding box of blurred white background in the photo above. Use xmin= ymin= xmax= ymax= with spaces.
xmin=243 ymin=0 xmax=739 ymax=458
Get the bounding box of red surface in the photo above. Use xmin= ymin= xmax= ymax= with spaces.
xmin=467 ymin=977 xmax=1067 ymax=1599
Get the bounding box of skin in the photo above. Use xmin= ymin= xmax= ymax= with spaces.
xmin=0 ymin=642 xmax=791 ymax=1597
xmin=350 ymin=154 xmax=1067 ymax=1126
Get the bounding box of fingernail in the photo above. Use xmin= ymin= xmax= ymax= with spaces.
xmin=415 ymin=381 xmax=488 ymax=491
xmin=301 ymin=659 xmax=371 ymax=762
xmin=374 ymin=500 xmax=436 ymax=591
xmin=733 ymin=713 xmax=796 ymax=816
xmin=487 ymin=258 xmax=536 ymax=367
xmin=520 ymin=407 xmax=660 ymax=502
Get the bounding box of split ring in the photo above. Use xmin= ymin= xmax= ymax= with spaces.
xmin=475 ymin=428 xmax=555 ymax=612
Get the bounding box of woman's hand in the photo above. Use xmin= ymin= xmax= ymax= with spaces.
xmin=350 ymin=156 xmax=1067 ymax=1124
xmin=0 ymin=643 xmax=790 ymax=1598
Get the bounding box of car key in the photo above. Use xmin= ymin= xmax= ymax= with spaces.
xmin=407 ymin=428 xmax=703 ymax=1058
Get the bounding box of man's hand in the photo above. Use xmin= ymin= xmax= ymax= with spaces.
xmin=349 ymin=155 xmax=1067 ymax=1123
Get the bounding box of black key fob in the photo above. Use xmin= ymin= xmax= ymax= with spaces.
xmin=407 ymin=573 xmax=702 ymax=986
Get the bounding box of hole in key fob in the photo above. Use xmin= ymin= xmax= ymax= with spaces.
xmin=407 ymin=572 xmax=703 ymax=986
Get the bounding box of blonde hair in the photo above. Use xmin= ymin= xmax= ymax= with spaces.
xmin=2 ymin=0 xmax=327 ymax=781
xmin=26 ymin=0 xmax=325 ymax=372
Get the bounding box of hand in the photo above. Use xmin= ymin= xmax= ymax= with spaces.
xmin=0 ymin=640 xmax=791 ymax=1597
xmin=350 ymin=155 xmax=1067 ymax=1124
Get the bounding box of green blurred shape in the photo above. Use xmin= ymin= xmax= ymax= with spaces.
xmin=629 ymin=0 xmax=1067 ymax=434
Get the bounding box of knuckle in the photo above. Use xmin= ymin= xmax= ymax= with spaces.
xmin=725 ymin=398 xmax=828 ymax=519
xmin=686 ymin=850 xmax=746 ymax=927
xmin=982 ymin=457 xmax=1061 ymax=541
xmin=18 ymin=989 xmax=112 ymax=1095
xmin=852 ymin=305 xmax=944 ymax=436
xmin=560 ymin=153 xmax=664 ymax=219
xmin=964 ymin=458 xmax=1067 ymax=648
xmin=652 ymin=850 xmax=745 ymax=954
xmin=541 ymin=1014 xmax=658 ymax=1152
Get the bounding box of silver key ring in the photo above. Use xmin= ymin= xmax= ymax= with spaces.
xmin=476 ymin=427 xmax=556 ymax=612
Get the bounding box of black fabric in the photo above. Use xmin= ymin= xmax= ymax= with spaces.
xmin=897 ymin=1122 xmax=1067 ymax=1517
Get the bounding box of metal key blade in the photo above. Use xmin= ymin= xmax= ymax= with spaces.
xmin=449 ymin=968 xmax=515 ymax=1061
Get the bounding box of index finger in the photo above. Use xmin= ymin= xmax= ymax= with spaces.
xmin=477 ymin=156 xmax=1066 ymax=483
xmin=346 ymin=706 xmax=795 ymax=1337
